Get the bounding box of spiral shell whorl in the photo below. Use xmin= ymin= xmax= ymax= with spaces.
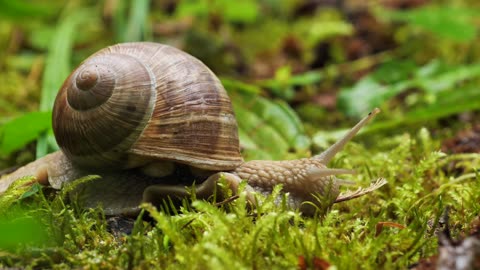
xmin=67 ymin=62 xmax=116 ymax=110
xmin=75 ymin=67 xmax=98 ymax=91
xmin=53 ymin=42 xmax=243 ymax=171
xmin=53 ymin=51 xmax=157 ymax=168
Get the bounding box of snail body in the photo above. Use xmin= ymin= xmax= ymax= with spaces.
xmin=0 ymin=42 xmax=385 ymax=215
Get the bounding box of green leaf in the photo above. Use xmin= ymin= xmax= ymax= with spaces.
xmin=266 ymin=66 xmax=295 ymax=100
xmin=176 ymin=0 xmax=259 ymax=24
xmin=286 ymin=71 xmax=324 ymax=86
xmin=304 ymin=20 xmax=353 ymax=44
xmin=407 ymin=83 xmax=480 ymax=122
xmin=339 ymin=61 xmax=480 ymax=117
xmin=415 ymin=63 xmax=480 ymax=94
xmin=0 ymin=0 xmax=57 ymax=19
xmin=221 ymin=77 xmax=261 ymax=95
xmin=234 ymin=103 xmax=288 ymax=160
xmin=18 ymin=183 xmax=43 ymax=200
xmin=292 ymin=14 xmax=353 ymax=49
xmin=219 ymin=0 xmax=259 ymax=24
xmin=175 ymin=0 xmax=209 ymax=18
xmin=386 ymin=6 xmax=478 ymax=42
xmin=372 ymin=60 xmax=417 ymax=84
xmin=275 ymin=101 xmax=311 ymax=151
xmin=0 ymin=112 xmax=51 ymax=156
xmin=0 ymin=214 xmax=50 ymax=250
xmin=333 ymin=83 xmax=480 ymax=138
xmin=338 ymin=76 xmax=410 ymax=117
xmin=259 ymin=69 xmax=324 ymax=100
xmin=232 ymin=92 xmax=311 ymax=160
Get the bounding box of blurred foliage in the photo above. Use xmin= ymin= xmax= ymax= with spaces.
xmin=0 ymin=112 xmax=51 ymax=157
xmin=176 ymin=0 xmax=260 ymax=24
xmin=384 ymin=5 xmax=477 ymax=42
xmin=231 ymin=91 xmax=311 ymax=160
xmin=0 ymin=0 xmax=480 ymax=268
xmin=338 ymin=60 xmax=480 ymax=116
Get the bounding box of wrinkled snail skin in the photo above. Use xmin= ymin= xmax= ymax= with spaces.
xmin=0 ymin=42 xmax=386 ymax=216
xmin=0 ymin=152 xmax=64 ymax=193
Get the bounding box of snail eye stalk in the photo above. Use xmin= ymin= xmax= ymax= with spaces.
xmin=315 ymin=108 xmax=380 ymax=164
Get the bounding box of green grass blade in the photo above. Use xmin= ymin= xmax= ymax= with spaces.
xmin=121 ymin=0 xmax=150 ymax=42
xmin=231 ymin=92 xmax=311 ymax=160
xmin=36 ymin=9 xmax=91 ymax=158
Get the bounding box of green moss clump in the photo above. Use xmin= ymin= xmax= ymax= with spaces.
xmin=0 ymin=129 xmax=479 ymax=269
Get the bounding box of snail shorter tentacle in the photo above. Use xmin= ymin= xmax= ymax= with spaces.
xmin=314 ymin=107 xmax=380 ymax=163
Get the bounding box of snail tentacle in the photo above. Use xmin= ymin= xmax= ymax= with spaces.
xmin=315 ymin=108 xmax=380 ymax=164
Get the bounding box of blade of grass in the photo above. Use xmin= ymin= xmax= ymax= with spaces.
xmin=112 ymin=0 xmax=127 ymax=42
xmin=36 ymin=9 xmax=91 ymax=158
xmin=121 ymin=0 xmax=151 ymax=42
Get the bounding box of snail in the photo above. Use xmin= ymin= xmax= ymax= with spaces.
xmin=0 ymin=42 xmax=386 ymax=216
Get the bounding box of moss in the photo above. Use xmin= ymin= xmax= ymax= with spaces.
xmin=0 ymin=129 xmax=479 ymax=269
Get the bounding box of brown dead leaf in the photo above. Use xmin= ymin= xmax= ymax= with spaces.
xmin=375 ymin=221 xmax=406 ymax=237
xmin=298 ymin=255 xmax=331 ymax=270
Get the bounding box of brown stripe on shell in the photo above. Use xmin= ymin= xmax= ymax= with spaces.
xmin=117 ymin=43 xmax=243 ymax=170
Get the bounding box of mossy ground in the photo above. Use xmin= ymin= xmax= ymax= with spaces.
xmin=0 ymin=129 xmax=478 ymax=269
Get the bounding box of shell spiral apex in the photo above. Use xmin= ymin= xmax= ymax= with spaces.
xmin=67 ymin=63 xmax=116 ymax=110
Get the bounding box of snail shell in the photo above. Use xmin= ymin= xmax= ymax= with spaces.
xmin=52 ymin=42 xmax=243 ymax=171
